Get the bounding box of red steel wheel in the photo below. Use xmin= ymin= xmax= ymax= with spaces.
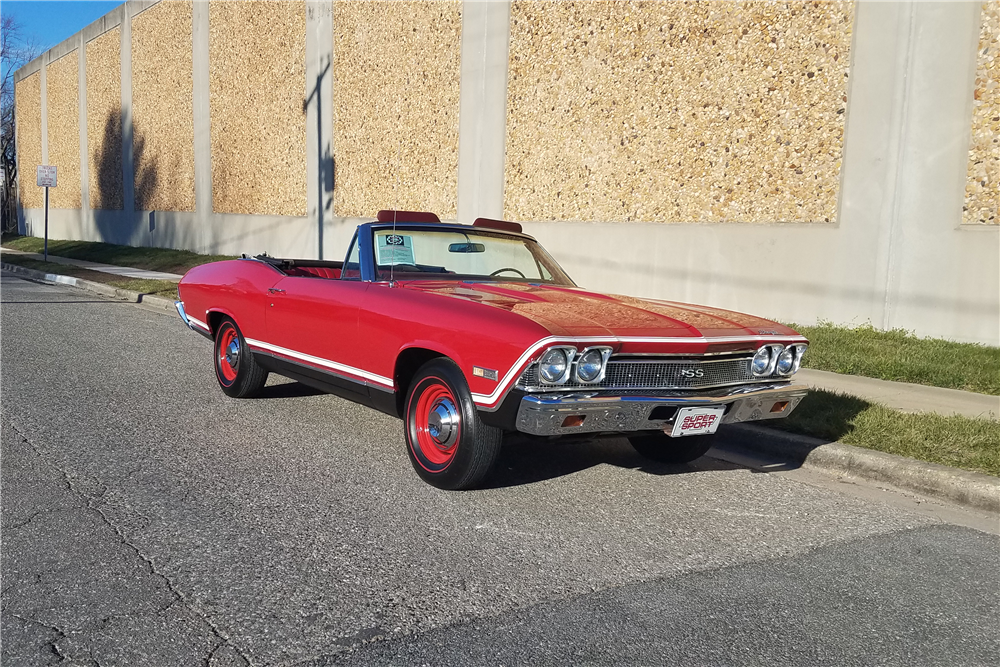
xmin=411 ymin=380 xmax=462 ymax=470
xmin=213 ymin=317 xmax=268 ymax=398
xmin=215 ymin=323 xmax=240 ymax=386
xmin=404 ymin=359 xmax=503 ymax=490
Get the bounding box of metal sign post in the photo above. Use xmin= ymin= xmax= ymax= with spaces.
xmin=36 ymin=166 xmax=57 ymax=261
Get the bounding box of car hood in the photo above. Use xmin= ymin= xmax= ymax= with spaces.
xmin=401 ymin=281 xmax=799 ymax=339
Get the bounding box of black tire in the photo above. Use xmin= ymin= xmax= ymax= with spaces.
xmin=628 ymin=431 xmax=716 ymax=464
xmin=404 ymin=358 xmax=502 ymax=490
xmin=213 ymin=317 xmax=268 ymax=398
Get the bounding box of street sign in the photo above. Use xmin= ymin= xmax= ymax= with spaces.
xmin=37 ymin=165 xmax=57 ymax=188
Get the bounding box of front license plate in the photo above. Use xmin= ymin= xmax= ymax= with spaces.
xmin=670 ymin=407 xmax=725 ymax=437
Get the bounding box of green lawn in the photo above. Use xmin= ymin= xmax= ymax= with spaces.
xmin=790 ymin=322 xmax=1000 ymax=396
xmin=772 ymin=389 xmax=1000 ymax=477
xmin=1 ymin=254 xmax=178 ymax=299
xmin=0 ymin=234 xmax=234 ymax=275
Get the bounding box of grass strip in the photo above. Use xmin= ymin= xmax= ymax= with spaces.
xmin=0 ymin=234 xmax=234 ymax=275
xmin=2 ymin=255 xmax=178 ymax=299
xmin=790 ymin=322 xmax=1000 ymax=396
xmin=771 ymin=389 xmax=1000 ymax=477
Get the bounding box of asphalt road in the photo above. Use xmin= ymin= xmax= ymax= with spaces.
xmin=2 ymin=272 xmax=998 ymax=667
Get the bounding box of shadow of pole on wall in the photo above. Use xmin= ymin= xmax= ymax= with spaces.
xmin=304 ymin=55 xmax=332 ymax=260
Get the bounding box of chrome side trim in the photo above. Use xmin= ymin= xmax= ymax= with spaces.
xmin=244 ymin=338 xmax=394 ymax=389
xmin=514 ymin=383 xmax=807 ymax=436
xmin=175 ymin=301 xmax=212 ymax=339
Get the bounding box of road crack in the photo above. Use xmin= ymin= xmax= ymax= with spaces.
xmin=3 ymin=419 xmax=252 ymax=667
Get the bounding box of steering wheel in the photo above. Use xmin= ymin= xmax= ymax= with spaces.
xmin=490 ymin=267 xmax=527 ymax=279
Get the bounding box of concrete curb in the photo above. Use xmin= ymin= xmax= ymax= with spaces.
xmin=1 ymin=262 xmax=176 ymax=313
xmin=722 ymin=424 xmax=1000 ymax=515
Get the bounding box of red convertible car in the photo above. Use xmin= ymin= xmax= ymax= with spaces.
xmin=176 ymin=211 xmax=808 ymax=489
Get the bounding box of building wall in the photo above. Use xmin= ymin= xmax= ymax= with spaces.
xmin=505 ymin=0 xmax=853 ymax=224
xmin=14 ymin=0 xmax=1000 ymax=345
xmin=965 ymin=0 xmax=999 ymax=225
xmin=45 ymin=51 xmax=82 ymax=209
xmin=332 ymin=0 xmax=462 ymax=218
xmin=132 ymin=0 xmax=195 ymax=212
xmin=14 ymin=72 xmax=42 ymax=209
xmin=209 ymin=0 xmax=307 ymax=216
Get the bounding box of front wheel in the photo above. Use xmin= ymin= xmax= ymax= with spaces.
xmin=214 ymin=317 xmax=268 ymax=398
xmin=404 ymin=359 xmax=502 ymax=490
xmin=628 ymin=432 xmax=716 ymax=464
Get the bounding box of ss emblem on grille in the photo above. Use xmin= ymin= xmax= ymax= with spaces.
xmin=680 ymin=368 xmax=705 ymax=378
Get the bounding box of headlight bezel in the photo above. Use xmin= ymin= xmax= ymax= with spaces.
xmin=537 ymin=345 xmax=577 ymax=384
xmin=574 ymin=346 xmax=613 ymax=384
xmin=791 ymin=343 xmax=808 ymax=374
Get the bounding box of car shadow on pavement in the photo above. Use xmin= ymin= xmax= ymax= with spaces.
xmin=483 ymin=435 xmax=743 ymax=489
xmin=247 ymin=381 xmax=326 ymax=400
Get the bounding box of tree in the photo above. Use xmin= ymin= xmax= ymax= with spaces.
xmin=1 ymin=14 xmax=40 ymax=232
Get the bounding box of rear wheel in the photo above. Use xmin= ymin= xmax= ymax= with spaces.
xmin=404 ymin=359 xmax=502 ymax=490
xmin=628 ymin=432 xmax=716 ymax=464
xmin=214 ymin=317 xmax=268 ymax=398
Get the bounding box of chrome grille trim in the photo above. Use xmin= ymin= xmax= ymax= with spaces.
xmin=517 ymin=355 xmax=771 ymax=392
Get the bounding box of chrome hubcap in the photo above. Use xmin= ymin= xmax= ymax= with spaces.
xmin=426 ymin=397 xmax=459 ymax=450
xmin=225 ymin=338 xmax=240 ymax=369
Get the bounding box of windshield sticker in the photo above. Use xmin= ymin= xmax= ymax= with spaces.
xmin=376 ymin=234 xmax=415 ymax=265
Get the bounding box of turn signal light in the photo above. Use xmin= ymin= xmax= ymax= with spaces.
xmin=770 ymin=401 xmax=790 ymax=413
xmin=562 ymin=415 xmax=586 ymax=428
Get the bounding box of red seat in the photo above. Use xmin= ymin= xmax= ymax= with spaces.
xmin=284 ymin=266 xmax=341 ymax=279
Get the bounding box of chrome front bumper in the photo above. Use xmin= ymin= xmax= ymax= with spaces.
xmin=515 ymin=383 xmax=808 ymax=436
xmin=175 ymin=300 xmax=212 ymax=339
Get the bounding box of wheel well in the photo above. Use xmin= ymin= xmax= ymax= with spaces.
xmin=394 ymin=347 xmax=446 ymax=417
xmin=206 ymin=311 xmax=226 ymax=337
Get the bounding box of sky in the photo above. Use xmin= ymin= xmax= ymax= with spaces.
xmin=5 ymin=1 xmax=125 ymax=54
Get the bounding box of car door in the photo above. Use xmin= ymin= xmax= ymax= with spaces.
xmin=263 ymin=275 xmax=373 ymax=397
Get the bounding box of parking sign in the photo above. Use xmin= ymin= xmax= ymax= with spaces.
xmin=36 ymin=165 xmax=57 ymax=187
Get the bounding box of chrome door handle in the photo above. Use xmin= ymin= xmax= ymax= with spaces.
xmin=268 ymin=288 xmax=286 ymax=294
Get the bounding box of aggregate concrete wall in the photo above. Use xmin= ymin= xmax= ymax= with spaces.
xmin=209 ymin=0 xmax=307 ymax=216
xmin=45 ymin=51 xmax=82 ymax=209
xmin=15 ymin=72 xmax=43 ymax=209
xmin=504 ymin=0 xmax=853 ymax=224
xmin=965 ymin=0 xmax=999 ymax=224
xmin=332 ymin=0 xmax=462 ymax=218
xmin=85 ymin=26 xmax=123 ymax=211
xmin=132 ymin=0 xmax=195 ymax=212
xmin=13 ymin=0 xmax=1000 ymax=345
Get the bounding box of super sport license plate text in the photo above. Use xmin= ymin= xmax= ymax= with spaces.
xmin=670 ymin=407 xmax=725 ymax=437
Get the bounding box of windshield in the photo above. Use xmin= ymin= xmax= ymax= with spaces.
xmin=372 ymin=228 xmax=574 ymax=285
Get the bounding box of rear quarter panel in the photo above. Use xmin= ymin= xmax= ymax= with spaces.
xmin=177 ymin=260 xmax=283 ymax=340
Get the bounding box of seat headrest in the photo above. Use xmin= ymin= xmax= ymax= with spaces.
xmin=376 ymin=210 xmax=440 ymax=223
xmin=473 ymin=218 xmax=523 ymax=233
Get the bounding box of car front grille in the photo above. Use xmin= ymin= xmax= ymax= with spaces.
xmin=517 ymin=356 xmax=762 ymax=392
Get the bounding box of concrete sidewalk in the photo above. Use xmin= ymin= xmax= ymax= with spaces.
xmin=0 ymin=248 xmax=183 ymax=281
xmin=796 ymin=368 xmax=999 ymax=421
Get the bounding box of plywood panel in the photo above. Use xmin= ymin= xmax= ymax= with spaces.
xmin=965 ymin=1 xmax=999 ymax=225
xmin=15 ymin=72 xmax=43 ymax=209
xmin=332 ymin=0 xmax=462 ymax=219
xmin=86 ymin=27 xmax=123 ymax=210
xmin=46 ymin=50 xmax=82 ymax=209
xmin=210 ymin=0 xmax=307 ymax=216
xmin=505 ymin=0 xmax=853 ymax=223
xmin=132 ymin=0 xmax=195 ymax=212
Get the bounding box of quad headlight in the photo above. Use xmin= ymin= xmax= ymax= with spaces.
xmin=752 ymin=346 xmax=773 ymax=376
xmin=776 ymin=346 xmax=796 ymax=375
xmin=575 ymin=346 xmax=612 ymax=383
xmin=754 ymin=343 xmax=808 ymax=377
xmin=538 ymin=347 xmax=574 ymax=384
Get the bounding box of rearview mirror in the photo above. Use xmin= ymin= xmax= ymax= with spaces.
xmin=448 ymin=242 xmax=485 ymax=253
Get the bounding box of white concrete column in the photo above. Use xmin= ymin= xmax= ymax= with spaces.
xmin=192 ymin=0 xmax=212 ymax=241
xmin=78 ymin=32 xmax=90 ymax=224
xmin=456 ymin=0 xmax=512 ymax=223
xmin=306 ymin=0 xmax=334 ymax=259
